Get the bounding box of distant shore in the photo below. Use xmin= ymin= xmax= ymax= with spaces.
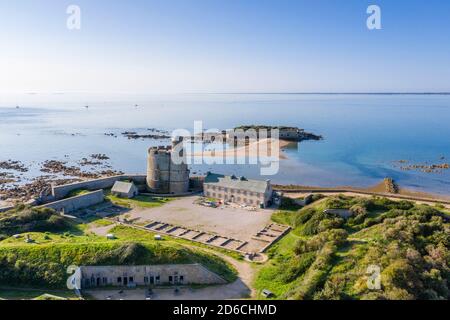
xmin=190 ymin=138 xmax=292 ymax=160
xmin=274 ymin=181 xmax=450 ymax=204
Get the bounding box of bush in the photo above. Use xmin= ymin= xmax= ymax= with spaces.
xmin=278 ymin=252 xmax=316 ymax=283
xmin=0 ymin=206 xmax=71 ymax=236
xmin=0 ymin=241 xmax=237 ymax=288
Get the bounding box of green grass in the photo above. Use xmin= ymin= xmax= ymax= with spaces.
xmin=67 ymin=189 xmax=92 ymax=198
xmin=0 ymin=239 xmax=237 ymax=288
xmin=0 ymin=219 xmax=238 ymax=290
xmin=255 ymin=195 xmax=450 ymax=300
xmin=105 ymin=192 xmax=173 ymax=209
xmin=106 ymin=225 xmax=243 ymax=261
xmin=0 ymin=288 xmax=79 ymax=300
xmin=253 ymin=233 xmax=303 ymax=299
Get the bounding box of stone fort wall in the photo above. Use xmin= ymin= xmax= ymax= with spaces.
xmin=51 ymin=175 xmax=147 ymax=200
xmin=79 ymin=263 xmax=227 ymax=288
xmin=40 ymin=190 xmax=104 ymax=213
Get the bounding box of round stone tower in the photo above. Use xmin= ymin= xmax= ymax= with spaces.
xmin=146 ymin=138 xmax=189 ymax=194
xmin=146 ymin=146 xmax=171 ymax=194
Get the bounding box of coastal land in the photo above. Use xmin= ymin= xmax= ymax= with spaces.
xmin=1 ymin=186 xmax=448 ymax=300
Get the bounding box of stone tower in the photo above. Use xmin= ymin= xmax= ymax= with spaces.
xmin=146 ymin=137 xmax=190 ymax=194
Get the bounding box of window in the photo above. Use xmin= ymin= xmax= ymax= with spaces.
xmin=117 ymin=277 xmax=122 ymax=283
xmin=103 ymin=277 xmax=108 ymax=285
xmin=129 ymin=277 xmax=134 ymax=283
xmin=144 ymin=276 xmax=148 ymax=284
xmin=156 ymin=276 xmax=160 ymax=284
xmin=169 ymin=276 xmax=173 ymax=283
xmin=180 ymin=276 xmax=184 ymax=283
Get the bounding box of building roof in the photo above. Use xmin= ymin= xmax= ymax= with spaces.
xmin=111 ymin=181 xmax=136 ymax=194
xmin=204 ymin=172 xmax=270 ymax=194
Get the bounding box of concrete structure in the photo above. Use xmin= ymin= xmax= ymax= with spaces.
xmin=203 ymin=172 xmax=273 ymax=208
xmin=39 ymin=190 xmax=104 ymax=214
xmin=51 ymin=175 xmax=147 ymax=200
xmin=324 ymin=209 xmax=354 ymax=219
xmin=111 ymin=181 xmax=138 ymax=198
xmin=146 ymin=138 xmax=190 ymax=194
xmin=78 ymin=264 xmax=226 ymax=289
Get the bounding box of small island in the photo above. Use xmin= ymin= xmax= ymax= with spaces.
xmin=233 ymin=125 xmax=323 ymax=142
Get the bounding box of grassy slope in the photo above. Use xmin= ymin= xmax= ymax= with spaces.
xmin=254 ymin=195 xmax=450 ymax=300
xmin=0 ymin=288 xmax=79 ymax=300
xmin=0 ymin=207 xmax=237 ymax=290
xmin=105 ymin=192 xmax=173 ymax=209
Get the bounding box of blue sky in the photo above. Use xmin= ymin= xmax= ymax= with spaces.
xmin=0 ymin=0 xmax=449 ymax=93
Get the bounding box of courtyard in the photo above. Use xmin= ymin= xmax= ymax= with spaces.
xmin=104 ymin=196 xmax=289 ymax=253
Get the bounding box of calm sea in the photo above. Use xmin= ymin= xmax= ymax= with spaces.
xmin=1 ymin=93 xmax=449 ymax=195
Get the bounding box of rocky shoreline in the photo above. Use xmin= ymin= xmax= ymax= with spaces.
xmin=0 ymin=154 xmax=123 ymax=203
xmin=393 ymin=159 xmax=449 ymax=173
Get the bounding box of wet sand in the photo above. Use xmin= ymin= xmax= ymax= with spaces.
xmin=190 ymin=138 xmax=291 ymax=160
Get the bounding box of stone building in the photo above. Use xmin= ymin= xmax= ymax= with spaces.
xmin=111 ymin=181 xmax=139 ymax=199
xmin=78 ymin=264 xmax=226 ymax=289
xmin=146 ymin=138 xmax=190 ymax=194
xmin=203 ymin=172 xmax=273 ymax=208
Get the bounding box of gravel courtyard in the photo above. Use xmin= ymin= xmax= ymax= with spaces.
xmin=125 ymin=196 xmax=274 ymax=243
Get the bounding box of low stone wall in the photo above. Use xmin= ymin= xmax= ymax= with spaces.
xmin=40 ymin=190 xmax=104 ymax=213
xmin=79 ymin=264 xmax=226 ymax=288
xmin=52 ymin=175 xmax=147 ymax=200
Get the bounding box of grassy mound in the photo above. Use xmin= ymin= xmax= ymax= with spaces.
xmin=255 ymin=195 xmax=449 ymax=300
xmin=0 ymin=241 xmax=236 ymax=288
xmin=0 ymin=205 xmax=72 ymax=240
xmin=0 ymin=206 xmax=237 ymax=289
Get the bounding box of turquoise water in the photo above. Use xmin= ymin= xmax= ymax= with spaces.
xmin=1 ymin=93 xmax=449 ymax=195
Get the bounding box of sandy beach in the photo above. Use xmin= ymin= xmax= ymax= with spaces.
xmin=189 ymin=138 xmax=291 ymax=160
